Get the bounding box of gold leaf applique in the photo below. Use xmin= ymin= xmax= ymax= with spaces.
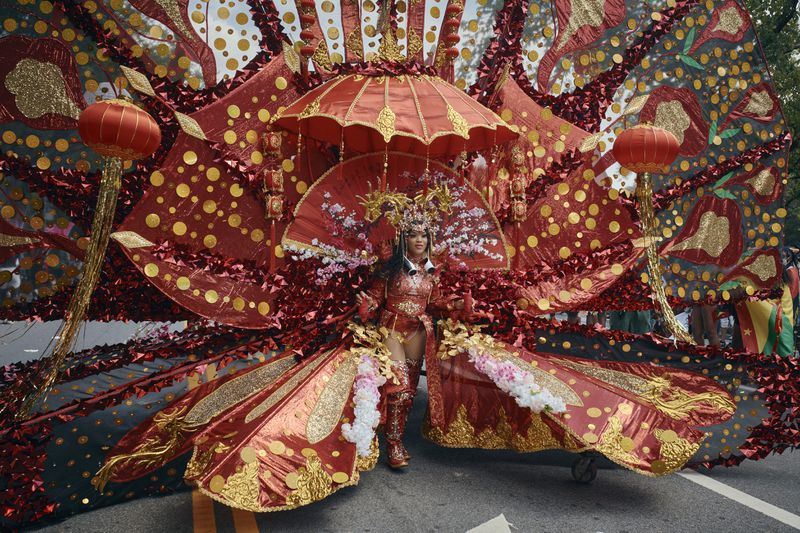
xmin=0 ymin=234 xmax=39 ymax=247
xmin=282 ymin=41 xmax=301 ymax=74
xmin=447 ymin=104 xmax=470 ymax=139
xmin=579 ymin=133 xmax=602 ymax=153
xmin=111 ymin=231 xmax=155 ymax=249
xmin=376 ymin=105 xmax=396 ymax=143
xmin=121 ymin=65 xmax=156 ymax=97
xmin=622 ymin=94 xmax=650 ymax=116
xmin=174 ymin=111 xmax=208 ymax=140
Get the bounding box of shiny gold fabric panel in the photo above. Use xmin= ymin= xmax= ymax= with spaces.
xmin=187 ymin=347 xmax=362 ymax=512
xmin=430 ymin=336 xmax=733 ymax=476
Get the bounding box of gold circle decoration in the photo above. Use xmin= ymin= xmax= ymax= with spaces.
xmin=240 ymin=447 xmax=257 ymax=463
xmin=209 ymin=475 xmax=226 ymax=493
xmin=172 ymin=222 xmax=187 ymax=236
xmin=204 ymin=290 xmax=219 ymax=304
xmin=145 ymin=213 xmax=160 ymax=228
xmin=331 ymin=472 xmax=350 ymax=484
xmin=269 ymin=440 xmax=286 ymax=455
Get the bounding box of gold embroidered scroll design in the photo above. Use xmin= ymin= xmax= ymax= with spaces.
xmin=95 ymin=404 xmax=201 ymax=491
xmin=312 ymin=40 xmax=333 ymax=72
xmin=447 ymin=104 xmax=470 ymax=138
xmin=299 ymin=97 xmax=321 ymax=120
xmin=555 ymin=359 xmax=735 ymax=420
xmin=423 ymin=405 xmax=569 ymax=452
xmin=378 ymin=28 xmax=405 ymax=63
xmin=219 ymin=461 xmax=263 ymax=511
xmin=376 ymin=105 xmax=397 ymax=143
xmin=356 ymin=437 xmax=380 ymax=471
xmin=345 ymin=30 xmax=364 ymax=61
xmin=406 ymin=28 xmax=423 ymax=58
xmin=595 ymin=416 xmax=639 ymax=465
xmin=653 ymin=428 xmax=700 ymax=474
xmin=285 ymin=455 xmax=335 ymax=507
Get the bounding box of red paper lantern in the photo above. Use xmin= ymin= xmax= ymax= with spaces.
xmin=612 ymin=124 xmax=680 ymax=174
xmin=78 ymin=99 xmax=160 ymax=160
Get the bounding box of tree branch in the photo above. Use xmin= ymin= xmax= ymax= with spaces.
xmin=775 ymin=0 xmax=800 ymax=33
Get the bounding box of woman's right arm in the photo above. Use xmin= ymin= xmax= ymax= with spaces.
xmin=356 ymin=277 xmax=386 ymax=319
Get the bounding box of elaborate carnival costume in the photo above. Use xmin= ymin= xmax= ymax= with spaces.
xmin=89 ymin=180 xmax=736 ymax=512
xmin=0 ymin=0 xmax=798 ymax=528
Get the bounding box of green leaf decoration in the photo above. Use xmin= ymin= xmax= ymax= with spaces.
xmin=719 ymin=128 xmax=741 ymax=139
xmin=683 ymin=27 xmax=696 ymax=54
xmin=678 ymin=54 xmax=704 ymax=69
xmin=718 ymin=281 xmax=741 ymax=292
xmin=714 ymin=189 xmax=737 ymax=200
xmin=708 ymin=120 xmax=718 ymax=144
xmin=713 ymin=172 xmax=735 ymax=189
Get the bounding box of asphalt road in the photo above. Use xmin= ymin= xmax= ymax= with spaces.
xmin=3 ymin=322 xmax=799 ymax=533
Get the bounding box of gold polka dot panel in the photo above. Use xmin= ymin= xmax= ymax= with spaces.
xmin=115 ymin=136 xmax=277 ymax=328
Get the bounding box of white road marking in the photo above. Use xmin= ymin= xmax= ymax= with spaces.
xmin=678 ymin=471 xmax=800 ymax=530
xmin=467 ymin=514 xmax=514 ymax=533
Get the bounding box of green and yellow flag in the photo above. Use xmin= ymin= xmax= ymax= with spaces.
xmin=736 ymin=285 xmax=795 ymax=357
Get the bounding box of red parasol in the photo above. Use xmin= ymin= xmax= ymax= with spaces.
xmin=273 ymin=73 xmax=518 ymax=158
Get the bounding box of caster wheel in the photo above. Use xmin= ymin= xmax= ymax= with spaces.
xmin=571 ymin=456 xmax=597 ymax=483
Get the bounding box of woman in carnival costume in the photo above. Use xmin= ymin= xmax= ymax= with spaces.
xmin=93 ymin=178 xmax=736 ymax=512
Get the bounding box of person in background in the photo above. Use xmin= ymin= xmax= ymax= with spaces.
xmin=609 ymin=310 xmax=653 ymax=334
xmin=691 ymin=305 xmax=720 ymax=348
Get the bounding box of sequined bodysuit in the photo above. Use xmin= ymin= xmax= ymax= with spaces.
xmin=376 ymin=263 xmax=437 ymax=341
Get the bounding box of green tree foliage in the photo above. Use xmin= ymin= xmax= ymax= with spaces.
xmin=743 ymin=0 xmax=800 ymax=245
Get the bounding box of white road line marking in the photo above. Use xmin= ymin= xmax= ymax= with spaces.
xmin=678 ymin=471 xmax=800 ymax=531
xmin=467 ymin=514 xmax=513 ymax=533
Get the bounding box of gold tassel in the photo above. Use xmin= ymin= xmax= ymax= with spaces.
xmin=16 ymin=156 xmax=123 ymax=419
xmin=636 ymin=172 xmax=695 ymax=344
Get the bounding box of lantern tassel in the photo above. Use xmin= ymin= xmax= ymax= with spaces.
xmin=269 ymin=220 xmax=276 ymax=273
xmin=636 ymin=172 xmax=694 ymax=345
xmin=16 ymin=156 xmax=123 ymax=419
